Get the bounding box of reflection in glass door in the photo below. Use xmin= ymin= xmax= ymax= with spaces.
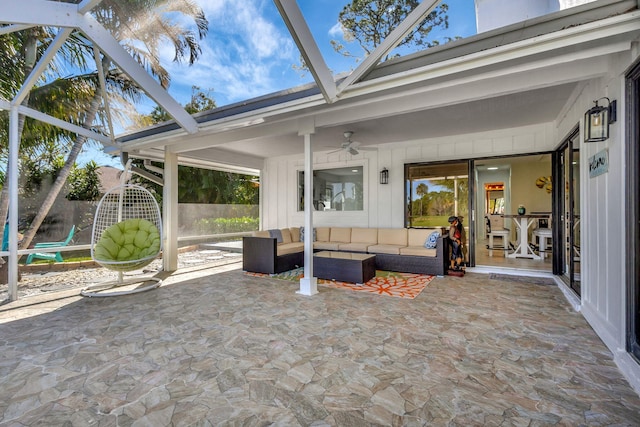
xmin=405 ymin=162 xmax=470 ymax=263
xmin=558 ymin=129 xmax=581 ymax=294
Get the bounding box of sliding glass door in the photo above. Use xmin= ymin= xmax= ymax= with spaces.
xmin=556 ymin=129 xmax=581 ymax=294
xmin=625 ymin=61 xmax=640 ymax=361
xmin=405 ymin=162 xmax=470 ymax=263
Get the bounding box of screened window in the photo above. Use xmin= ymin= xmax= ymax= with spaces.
xmin=298 ymin=166 xmax=363 ymax=211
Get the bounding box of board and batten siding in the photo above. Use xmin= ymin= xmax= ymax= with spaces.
xmin=262 ymin=122 xmax=554 ymax=231
xmin=554 ymin=49 xmax=639 ymax=391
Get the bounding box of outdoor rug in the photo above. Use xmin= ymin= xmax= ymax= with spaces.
xmin=246 ymin=268 xmax=434 ymax=299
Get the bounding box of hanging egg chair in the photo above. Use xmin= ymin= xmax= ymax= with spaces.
xmin=81 ymin=164 xmax=163 ymax=297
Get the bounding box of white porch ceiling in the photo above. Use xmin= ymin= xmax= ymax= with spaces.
xmin=210 ymin=83 xmax=578 ymax=159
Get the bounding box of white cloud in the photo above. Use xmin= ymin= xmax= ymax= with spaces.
xmin=328 ymin=21 xmax=344 ymax=39
xmin=155 ymin=0 xmax=299 ymax=106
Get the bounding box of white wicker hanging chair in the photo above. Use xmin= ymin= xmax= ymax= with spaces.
xmin=81 ymin=163 xmax=163 ymax=297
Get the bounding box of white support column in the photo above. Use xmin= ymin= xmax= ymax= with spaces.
xmin=163 ymin=151 xmax=179 ymax=272
xmin=8 ymin=106 xmax=19 ymax=301
xmin=298 ymin=131 xmax=318 ymax=296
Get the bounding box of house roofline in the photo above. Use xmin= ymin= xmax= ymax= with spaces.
xmin=116 ymin=1 xmax=640 ymax=152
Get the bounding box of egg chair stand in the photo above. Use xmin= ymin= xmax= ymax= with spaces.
xmin=81 ymin=166 xmax=163 ymax=297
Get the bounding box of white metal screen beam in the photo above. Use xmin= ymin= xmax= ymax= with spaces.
xmin=18 ymin=105 xmax=113 ymax=145
xmin=1 ymin=1 xmax=79 ymax=27
xmin=273 ymin=0 xmax=337 ymax=103
xmin=77 ymin=14 xmax=198 ymax=134
xmin=0 ymin=100 xmax=112 ymax=144
xmin=13 ymin=28 xmax=73 ymax=106
xmin=337 ymin=0 xmax=442 ymax=95
xmin=1 ymin=0 xmax=199 ymax=134
xmin=0 ymin=24 xmax=35 ymax=36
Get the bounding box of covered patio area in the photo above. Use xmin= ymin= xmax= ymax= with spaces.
xmin=1 ymin=265 xmax=638 ymax=425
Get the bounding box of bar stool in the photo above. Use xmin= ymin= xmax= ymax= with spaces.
xmin=488 ymin=229 xmax=510 ymax=257
xmin=533 ymin=228 xmax=552 ymax=258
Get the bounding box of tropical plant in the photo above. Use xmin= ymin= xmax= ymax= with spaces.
xmin=67 ymin=161 xmax=102 ymax=202
xmin=193 ymin=216 xmax=259 ymax=234
xmin=415 ymin=182 xmax=428 ymax=215
xmin=131 ymin=160 xmax=259 ymax=206
xmin=148 ymin=85 xmax=216 ymax=124
xmin=3 ymin=0 xmax=209 ymax=254
xmin=335 ymin=0 xmax=453 ymax=62
xmin=136 ymin=86 xmax=258 ymax=208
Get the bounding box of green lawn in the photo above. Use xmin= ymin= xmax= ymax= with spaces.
xmin=410 ymin=216 xmax=450 ymax=227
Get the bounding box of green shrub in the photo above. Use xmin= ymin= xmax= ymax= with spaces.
xmin=193 ymin=216 xmax=258 ymax=234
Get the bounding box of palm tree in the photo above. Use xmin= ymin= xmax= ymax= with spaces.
xmin=415 ymin=182 xmax=428 ymax=216
xmin=6 ymin=0 xmax=208 ymax=252
xmin=0 ymin=28 xmax=88 ymax=268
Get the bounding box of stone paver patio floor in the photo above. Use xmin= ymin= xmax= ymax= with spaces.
xmin=0 ymin=264 xmax=639 ymax=425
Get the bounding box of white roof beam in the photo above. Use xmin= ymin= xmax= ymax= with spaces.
xmin=1 ymin=1 xmax=198 ymax=134
xmin=0 ymin=0 xmax=79 ymax=27
xmin=18 ymin=105 xmax=113 ymax=145
xmin=273 ymin=0 xmax=337 ymax=103
xmin=13 ymin=28 xmax=73 ymax=106
xmin=94 ymin=46 xmax=116 ymax=141
xmin=337 ymin=0 xmax=441 ymax=95
xmin=0 ymin=24 xmax=36 ymax=36
xmin=78 ymin=13 xmax=198 ymax=134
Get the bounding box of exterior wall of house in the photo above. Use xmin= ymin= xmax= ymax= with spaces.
xmin=555 ymin=49 xmax=640 ymax=391
xmin=260 ymin=47 xmax=640 ymax=395
xmin=262 ymin=122 xmax=554 ymax=232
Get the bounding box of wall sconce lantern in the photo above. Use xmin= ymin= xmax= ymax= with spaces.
xmin=380 ymin=167 xmax=389 ymax=184
xmin=584 ymin=97 xmax=617 ymax=142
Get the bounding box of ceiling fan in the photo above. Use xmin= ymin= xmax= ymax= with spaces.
xmin=328 ymin=131 xmax=376 ymax=155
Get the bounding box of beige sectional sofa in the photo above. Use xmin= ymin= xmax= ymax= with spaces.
xmin=243 ymin=226 xmax=449 ymax=276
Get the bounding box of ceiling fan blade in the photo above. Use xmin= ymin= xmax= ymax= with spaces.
xmin=348 ymin=147 xmax=359 ymax=155
xmin=327 ymin=148 xmax=343 ymax=154
xmin=358 ymin=146 xmax=377 ymax=151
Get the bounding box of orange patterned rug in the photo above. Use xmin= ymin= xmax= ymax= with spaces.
xmin=246 ymin=268 xmax=434 ymax=299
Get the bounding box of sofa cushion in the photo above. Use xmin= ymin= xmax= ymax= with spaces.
xmin=330 ymin=227 xmax=351 ymax=243
xmin=408 ymin=228 xmax=431 ymax=247
xmin=314 ymin=241 xmax=341 ymax=251
xmin=400 ymin=246 xmax=438 ymax=257
xmin=377 ymin=228 xmax=408 ymax=246
xmin=94 ymin=218 xmax=160 ymax=262
xmin=277 ymin=242 xmax=304 ymax=256
xmin=280 ymin=228 xmax=292 ymax=244
xmin=253 ymin=230 xmax=270 ymax=238
xmin=289 ymin=227 xmax=300 ymax=243
xmin=316 ymin=227 xmax=331 ymax=242
xmin=366 ymin=244 xmax=403 ymax=255
xmin=350 ymin=228 xmax=378 ymax=244
xmin=337 ymin=242 xmax=370 ymax=252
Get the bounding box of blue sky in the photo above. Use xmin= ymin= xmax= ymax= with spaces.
xmin=160 ymin=0 xmax=477 ymax=107
xmin=80 ymin=0 xmax=477 ymax=168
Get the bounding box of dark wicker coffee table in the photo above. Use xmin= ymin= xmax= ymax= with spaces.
xmin=313 ymin=251 xmax=376 ymax=284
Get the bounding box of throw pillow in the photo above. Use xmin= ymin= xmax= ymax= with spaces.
xmin=299 ymin=226 xmax=316 ymax=242
xmin=424 ymin=231 xmax=441 ymax=249
xmin=268 ymin=229 xmax=283 ymax=243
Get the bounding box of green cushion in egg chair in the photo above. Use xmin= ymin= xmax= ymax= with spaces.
xmin=95 ymin=218 xmax=161 ymax=265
